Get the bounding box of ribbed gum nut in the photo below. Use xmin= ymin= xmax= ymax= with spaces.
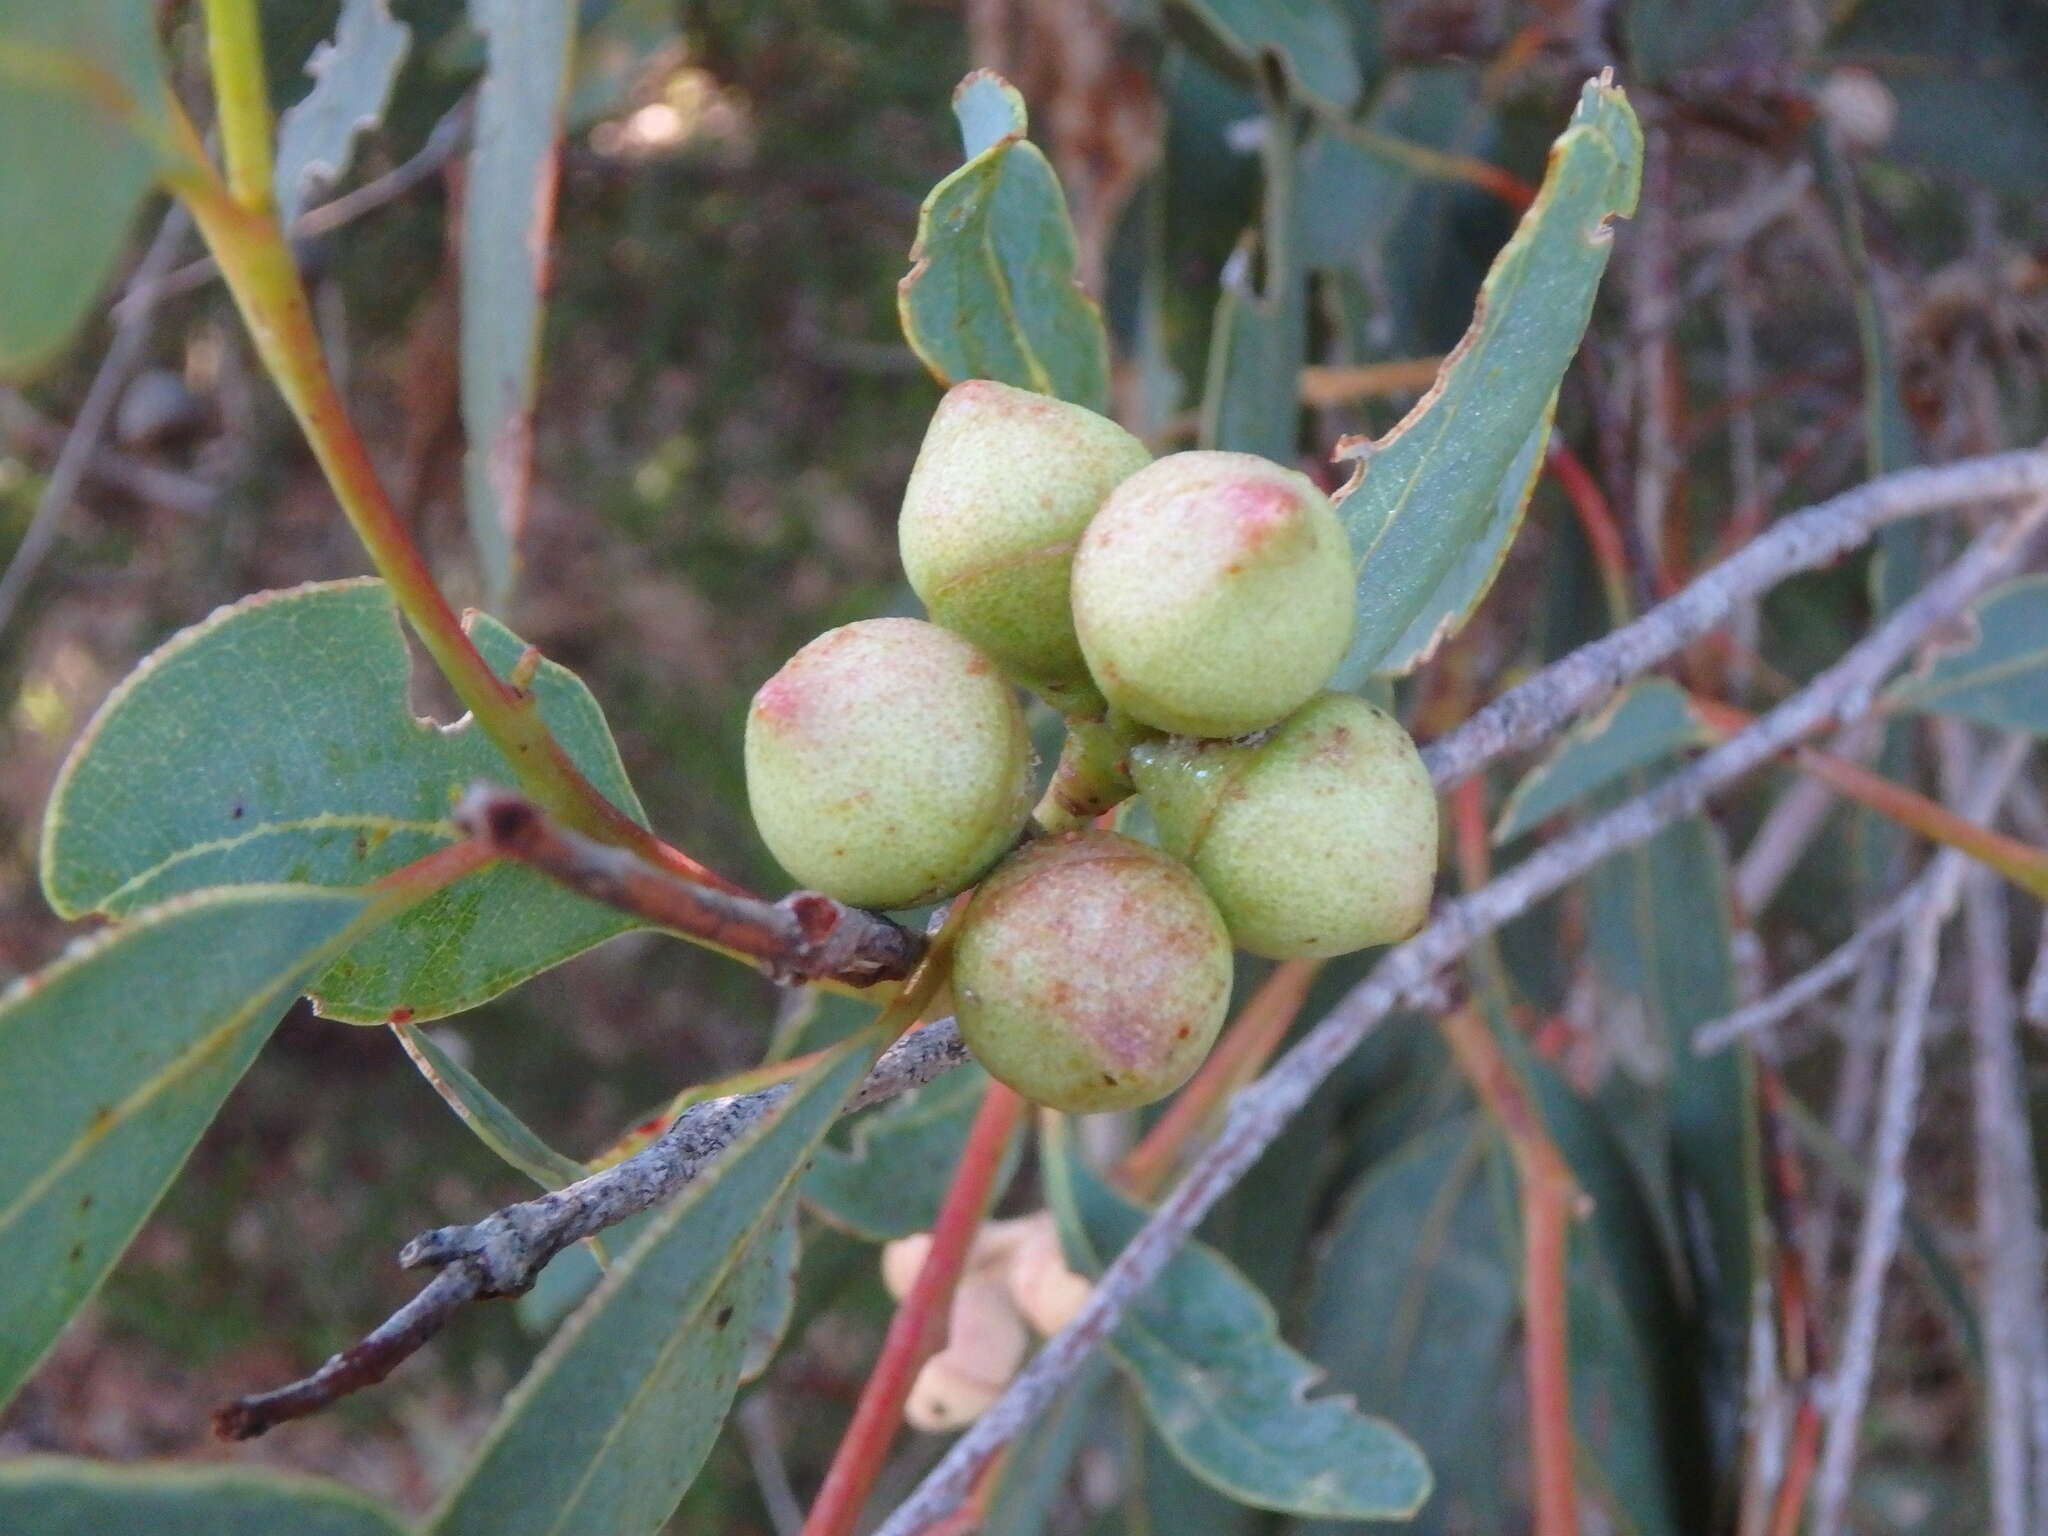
xmin=899 ymin=380 xmax=1152 ymax=695
xmin=953 ymin=830 xmax=1233 ymax=1114
xmin=1131 ymin=693 xmax=1438 ymax=959
xmin=744 ymin=618 xmax=1032 ymax=909
xmin=1071 ymin=450 xmax=1355 ymax=738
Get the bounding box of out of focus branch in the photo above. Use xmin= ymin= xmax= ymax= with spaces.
xmin=873 ymin=506 xmax=2045 ymax=1536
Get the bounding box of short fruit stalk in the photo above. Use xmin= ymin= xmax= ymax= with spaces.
xmin=951 ymin=830 xmax=1233 ymax=1114
xmin=744 ymin=618 xmax=1033 ymax=910
xmin=1133 ymin=693 xmax=1439 ymax=959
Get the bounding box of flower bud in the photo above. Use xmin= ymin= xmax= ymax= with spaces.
xmin=899 ymin=380 xmax=1151 ymax=698
xmin=1071 ymin=451 xmax=1354 ymax=738
xmin=745 ymin=618 xmax=1032 ymax=909
xmin=953 ymin=831 xmax=1233 ymax=1113
xmin=1131 ymin=693 xmax=1437 ymax=959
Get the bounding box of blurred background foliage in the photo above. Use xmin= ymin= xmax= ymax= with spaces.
xmin=1 ymin=0 xmax=2044 ymax=1531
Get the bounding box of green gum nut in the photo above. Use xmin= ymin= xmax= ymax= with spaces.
xmin=899 ymin=380 xmax=1151 ymax=700
xmin=1070 ymin=450 xmax=1355 ymax=739
xmin=953 ymin=830 xmax=1233 ymax=1114
xmin=744 ymin=618 xmax=1032 ymax=909
xmin=1131 ymin=693 xmax=1438 ymax=959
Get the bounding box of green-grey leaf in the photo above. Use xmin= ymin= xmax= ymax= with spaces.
xmin=1331 ymin=76 xmax=1641 ymax=684
xmin=0 ymin=2 xmax=170 ymax=379
xmin=1586 ymin=795 xmax=1758 ymax=1480
xmin=1168 ymin=0 xmax=1363 ymax=112
xmin=803 ymin=1064 xmax=1010 ymax=1240
xmin=1199 ymin=98 xmax=1305 ymax=463
xmin=40 ymin=579 xmax=647 ymax=1023
xmin=462 ymin=0 xmax=576 ymax=606
xmin=980 ymin=1357 xmax=1114 ymax=1536
xmin=1373 ymin=399 xmax=1554 ymax=676
xmin=1567 ymin=1233 xmax=1687 ymax=1536
xmin=742 ymin=1195 xmax=802 ymax=1382
xmin=397 ymin=1023 xmax=587 ymax=1191
xmin=0 ymin=885 xmax=371 ymax=1406
xmin=1044 ymin=1125 xmax=1432 ymax=1520
xmin=1302 ymin=1115 xmax=1513 ymax=1536
xmin=272 ymin=0 xmax=412 ymax=224
xmin=1883 ymin=576 xmax=2048 ymax=735
xmin=429 ymin=1030 xmax=882 ymax=1536
xmin=1494 ymin=679 xmax=1713 ymax=843
xmin=0 ymin=1458 xmax=409 ymax=1536
xmin=898 ymin=71 xmax=1111 ymax=413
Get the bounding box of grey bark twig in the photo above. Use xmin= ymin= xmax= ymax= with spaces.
xmin=213 ymin=454 xmax=2046 ymax=1444
xmin=1807 ymin=732 xmax=2035 ymax=1536
xmin=874 ymin=507 xmax=2046 ymax=1536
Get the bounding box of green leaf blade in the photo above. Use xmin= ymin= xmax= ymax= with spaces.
xmin=271 ymin=0 xmax=413 ymax=225
xmin=1045 ymin=1127 xmax=1432 ymax=1521
xmin=1494 ymin=679 xmax=1712 ymax=843
xmin=0 ymin=1459 xmax=409 ymax=1536
xmin=0 ymin=2 xmax=170 ymax=379
xmin=1884 ymin=575 xmax=2048 ymax=735
xmin=40 ymin=580 xmax=646 ymax=1022
xmin=0 ymin=885 xmax=371 ymax=1406
xmin=1333 ymin=76 xmax=1641 ymax=684
xmin=429 ymin=1031 xmax=883 ymax=1536
xmin=802 ymin=1064 xmax=1012 ymax=1241
xmin=898 ymin=71 xmax=1111 ymax=413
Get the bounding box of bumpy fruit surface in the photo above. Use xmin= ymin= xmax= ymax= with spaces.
xmin=744 ymin=618 xmax=1031 ymax=909
xmin=1070 ymin=451 xmax=1354 ymax=738
xmin=899 ymin=380 xmax=1151 ymax=697
xmin=953 ymin=831 xmax=1232 ymax=1114
xmin=1131 ymin=693 xmax=1437 ymax=959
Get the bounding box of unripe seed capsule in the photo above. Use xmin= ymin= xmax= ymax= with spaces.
xmin=1071 ymin=450 xmax=1354 ymax=738
xmin=1131 ymin=693 xmax=1437 ymax=959
xmin=953 ymin=830 xmax=1233 ymax=1114
xmin=744 ymin=618 xmax=1032 ymax=909
xmin=899 ymin=380 xmax=1151 ymax=699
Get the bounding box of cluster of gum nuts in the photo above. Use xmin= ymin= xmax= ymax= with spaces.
xmin=746 ymin=381 xmax=1439 ymax=1115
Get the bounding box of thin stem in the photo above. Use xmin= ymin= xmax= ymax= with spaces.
xmin=802 ymin=1082 xmax=1025 ymax=1536
xmin=1438 ymin=1006 xmax=1581 ymax=1536
xmin=200 ymin=0 xmax=275 ymax=212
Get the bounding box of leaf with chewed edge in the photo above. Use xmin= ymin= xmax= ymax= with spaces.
xmin=898 ymin=72 xmax=1110 ymax=413
xmin=1044 ymin=1122 xmax=1432 ymax=1520
xmin=0 ymin=885 xmax=372 ymax=1407
xmin=272 ymin=0 xmax=412 ymax=224
xmin=1330 ymin=76 xmax=1640 ymax=684
xmin=41 ymin=579 xmax=647 ymax=1023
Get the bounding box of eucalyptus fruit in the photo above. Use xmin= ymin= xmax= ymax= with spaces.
xmin=744 ymin=618 xmax=1032 ymax=909
xmin=899 ymin=379 xmax=1151 ymax=703
xmin=1070 ymin=450 xmax=1355 ymax=738
xmin=953 ymin=830 xmax=1232 ymax=1114
xmin=1132 ymin=693 xmax=1438 ymax=959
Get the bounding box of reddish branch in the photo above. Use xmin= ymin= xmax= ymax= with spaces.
xmin=801 ymin=1082 xmax=1025 ymax=1536
xmin=453 ymin=784 xmax=926 ymax=987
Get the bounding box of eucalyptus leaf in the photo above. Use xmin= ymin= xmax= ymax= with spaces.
xmin=899 ymin=71 xmax=1111 ymax=413
xmin=1302 ymin=1115 xmax=1512 ymax=1536
xmin=41 ymin=579 xmax=647 ymax=1023
xmin=462 ymin=0 xmax=575 ymax=605
xmin=397 ymin=1022 xmax=587 ymax=1191
xmin=0 ymin=1459 xmax=408 ymax=1536
xmin=1045 ymin=1126 xmax=1431 ymax=1521
xmin=272 ymin=0 xmax=412 ymax=224
xmin=803 ymin=1065 xmax=1011 ymax=1241
xmin=1167 ymin=0 xmax=1363 ymax=112
xmin=1883 ymin=576 xmax=2048 ymax=735
xmin=1331 ymin=77 xmax=1641 ymax=684
xmin=429 ymin=1031 xmax=882 ymax=1536
xmin=0 ymin=886 xmax=372 ymax=1406
xmin=1494 ymin=679 xmax=1713 ymax=843
xmin=0 ymin=1 xmax=170 ymax=378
